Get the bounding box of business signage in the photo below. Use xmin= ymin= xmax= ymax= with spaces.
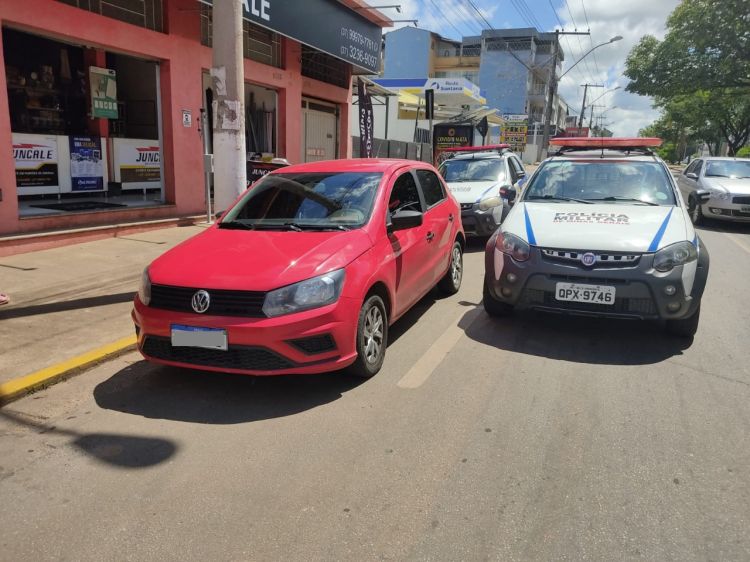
xmin=501 ymin=114 xmax=528 ymax=153
xmin=116 ymin=140 xmax=161 ymax=183
xmin=200 ymin=0 xmax=382 ymax=73
xmin=433 ymin=124 xmax=474 ymax=165
xmin=12 ymin=134 xmax=59 ymax=188
xmin=69 ymin=136 xmax=104 ymax=191
xmin=357 ymin=78 xmax=374 ymax=158
xmin=90 ymin=66 xmax=118 ymax=119
xmin=564 ymin=127 xmax=590 ymax=137
xmin=246 ymin=161 xmax=288 ymax=188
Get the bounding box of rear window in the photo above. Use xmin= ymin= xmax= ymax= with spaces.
xmin=439 ymin=158 xmax=506 ymax=183
xmin=523 ymin=160 xmax=676 ymax=205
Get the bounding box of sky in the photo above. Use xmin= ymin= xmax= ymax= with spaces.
xmin=380 ymin=0 xmax=681 ymax=136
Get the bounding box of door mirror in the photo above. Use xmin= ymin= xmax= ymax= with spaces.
xmin=696 ymin=189 xmax=711 ymax=203
xmin=685 ymin=172 xmax=699 ymax=180
xmin=389 ymin=209 xmax=423 ymax=231
xmin=500 ymin=186 xmax=518 ymax=205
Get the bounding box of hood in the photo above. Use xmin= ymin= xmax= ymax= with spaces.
xmin=149 ymin=227 xmax=372 ymax=291
xmin=445 ymin=180 xmax=500 ymax=204
xmin=503 ymin=202 xmax=688 ymax=253
xmin=702 ymin=176 xmax=750 ymax=195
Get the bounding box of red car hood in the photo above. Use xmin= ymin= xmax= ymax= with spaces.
xmin=149 ymin=227 xmax=373 ymax=291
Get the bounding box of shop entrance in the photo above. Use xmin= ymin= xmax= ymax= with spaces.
xmin=301 ymin=98 xmax=338 ymax=163
xmin=4 ymin=28 xmax=164 ymax=217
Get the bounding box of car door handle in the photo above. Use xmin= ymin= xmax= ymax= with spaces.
xmin=426 ymin=231 xmax=435 ymax=241
xmin=448 ymin=213 xmax=454 ymax=222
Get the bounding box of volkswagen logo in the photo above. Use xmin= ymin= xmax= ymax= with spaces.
xmin=191 ymin=290 xmax=210 ymax=314
xmin=581 ymin=252 xmax=597 ymax=267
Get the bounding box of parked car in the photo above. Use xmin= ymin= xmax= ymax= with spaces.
xmin=438 ymin=145 xmax=527 ymax=237
xmin=675 ymin=156 xmax=750 ymax=224
xmin=483 ymin=137 xmax=710 ymax=337
xmin=133 ymin=159 xmax=465 ymax=378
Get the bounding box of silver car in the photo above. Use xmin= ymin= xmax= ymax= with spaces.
xmin=676 ymin=157 xmax=750 ymax=224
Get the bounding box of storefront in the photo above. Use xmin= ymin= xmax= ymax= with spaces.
xmin=0 ymin=0 xmax=389 ymax=246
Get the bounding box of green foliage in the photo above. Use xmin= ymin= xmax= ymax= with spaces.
xmin=737 ymin=146 xmax=750 ymax=158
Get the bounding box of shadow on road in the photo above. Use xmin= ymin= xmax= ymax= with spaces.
xmin=459 ymin=305 xmax=692 ymax=366
xmin=464 ymin=237 xmax=490 ymax=254
xmin=0 ymin=291 xmax=135 ymax=320
xmin=94 ymin=360 xmax=364 ymax=425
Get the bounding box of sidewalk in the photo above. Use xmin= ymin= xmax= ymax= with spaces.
xmin=0 ymin=224 xmax=208 ymax=401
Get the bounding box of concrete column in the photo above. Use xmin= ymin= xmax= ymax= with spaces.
xmin=211 ymin=0 xmax=247 ymax=213
xmin=279 ymin=39 xmax=302 ymax=164
xmin=0 ymin=22 xmax=20 ymax=234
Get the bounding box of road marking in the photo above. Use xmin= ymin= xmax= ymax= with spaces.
xmin=0 ymin=335 xmax=137 ymax=405
xmin=725 ymin=233 xmax=750 ymax=255
xmin=397 ymin=306 xmax=482 ymax=389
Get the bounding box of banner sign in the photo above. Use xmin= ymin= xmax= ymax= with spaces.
xmin=90 ymin=66 xmax=118 ymax=119
xmin=199 ymin=0 xmax=382 ymax=73
xmin=564 ymin=127 xmax=590 ymax=138
xmin=246 ymin=161 xmax=288 ymax=187
xmin=12 ymin=134 xmax=59 ymax=187
xmin=69 ymin=136 xmax=104 ymax=191
xmin=357 ymin=78 xmax=374 ymax=158
xmin=116 ymin=140 xmax=161 ymax=183
xmin=501 ymin=114 xmax=528 ymax=153
xmin=433 ymin=124 xmax=473 ymax=165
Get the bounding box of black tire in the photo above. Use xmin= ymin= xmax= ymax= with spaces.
xmin=438 ymin=241 xmax=463 ymax=295
xmin=688 ymin=195 xmax=704 ymax=226
xmin=347 ymin=295 xmax=388 ymax=378
xmin=483 ymin=279 xmax=513 ymax=317
xmin=666 ymin=304 xmax=700 ymax=338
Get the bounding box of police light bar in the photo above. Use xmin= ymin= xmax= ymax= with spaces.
xmin=442 ymin=144 xmax=511 ymax=153
xmin=550 ymin=137 xmax=663 ymax=148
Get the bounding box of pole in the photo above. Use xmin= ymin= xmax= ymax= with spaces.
xmin=538 ymin=30 xmax=559 ymax=162
xmin=200 ymin=108 xmax=213 ymax=223
xmin=578 ymin=84 xmax=589 ymax=129
xmin=211 ymin=0 xmax=246 ymax=215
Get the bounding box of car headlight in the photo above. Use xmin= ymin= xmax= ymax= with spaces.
xmin=653 ymin=241 xmax=698 ymax=272
xmin=138 ymin=267 xmax=151 ymax=306
xmin=262 ymin=269 xmax=345 ymax=317
xmin=710 ymin=190 xmax=730 ymax=200
xmin=495 ymin=231 xmax=530 ymax=262
xmin=478 ymin=196 xmax=503 ymax=211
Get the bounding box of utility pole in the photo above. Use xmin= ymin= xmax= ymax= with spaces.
xmin=539 ymin=30 xmax=590 ymax=161
xmin=211 ymin=0 xmax=247 ymax=214
xmin=578 ymin=84 xmax=603 ymax=128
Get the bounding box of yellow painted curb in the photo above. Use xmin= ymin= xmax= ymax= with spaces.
xmin=0 ymin=335 xmax=137 ymax=405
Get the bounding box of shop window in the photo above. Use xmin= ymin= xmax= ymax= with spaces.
xmin=200 ymin=5 xmax=282 ymax=68
xmin=58 ymin=0 xmax=164 ymax=33
xmin=301 ymin=46 xmax=349 ymax=89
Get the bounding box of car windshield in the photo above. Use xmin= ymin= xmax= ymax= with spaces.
xmin=439 ymin=158 xmax=506 ymax=183
xmin=522 ymin=160 xmax=676 ymax=205
xmin=705 ymin=160 xmax=750 ymax=178
xmin=221 ymin=172 xmax=383 ymax=229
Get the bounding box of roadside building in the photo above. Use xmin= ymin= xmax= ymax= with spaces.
xmin=0 ymin=0 xmax=389 ymax=247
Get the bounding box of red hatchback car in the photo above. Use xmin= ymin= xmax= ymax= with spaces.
xmin=132 ymin=159 xmax=465 ymax=378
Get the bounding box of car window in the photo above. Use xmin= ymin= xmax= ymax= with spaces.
xmin=692 ymin=160 xmax=703 ymax=176
xmin=684 ymin=160 xmax=698 ymax=175
xmin=508 ymin=157 xmax=525 ymax=181
xmin=705 ymin=160 xmax=750 ymax=178
xmin=523 ymin=160 xmax=676 ymax=205
xmin=388 ymin=171 xmax=423 ymax=215
xmin=438 ymin=158 xmax=506 ymax=182
xmin=416 ymin=169 xmax=446 ymax=207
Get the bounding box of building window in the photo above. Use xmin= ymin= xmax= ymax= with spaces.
xmin=200 ymin=5 xmax=282 ymax=68
xmin=58 ymin=0 xmax=164 ymax=32
xmin=301 ymin=46 xmax=349 ymax=89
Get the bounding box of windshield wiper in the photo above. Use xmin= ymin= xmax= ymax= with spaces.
xmin=254 ymin=222 xmax=351 ymax=232
xmin=217 ymin=220 xmax=255 ymax=230
xmin=527 ymin=195 xmax=593 ymax=204
xmin=586 ymin=196 xmax=659 ymax=206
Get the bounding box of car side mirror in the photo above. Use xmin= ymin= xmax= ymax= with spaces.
xmin=500 ymin=186 xmax=518 ymax=205
xmin=214 ymin=210 xmax=225 ymax=219
xmin=685 ymin=172 xmax=698 ymax=180
xmin=696 ymin=189 xmax=711 ymax=203
xmin=389 ymin=209 xmax=423 ymax=231
xmin=516 ymin=171 xmax=526 ymax=179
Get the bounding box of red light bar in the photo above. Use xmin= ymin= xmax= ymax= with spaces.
xmin=550 ymin=137 xmax=663 ymax=148
xmin=441 ymin=144 xmax=511 ymax=153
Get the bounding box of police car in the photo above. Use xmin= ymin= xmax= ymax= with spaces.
xmin=438 ymin=145 xmax=527 ymax=236
xmin=483 ymin=137 xmax=710 ymax=337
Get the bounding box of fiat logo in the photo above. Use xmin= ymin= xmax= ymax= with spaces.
xmin=581 ymin=252 xmax=597 ymax=267
xmin=191 ymin=290 xmax=210 ymax=314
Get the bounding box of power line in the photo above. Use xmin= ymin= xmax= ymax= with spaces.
xmin=580 ymin=0 xmax=601 ymax=79
xmin=429 ymin=0 xmax=465 ymax=39
xmin=454 ymin=1 xmax=484 ymax=35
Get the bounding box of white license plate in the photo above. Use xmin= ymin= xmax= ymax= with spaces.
xmin=171 ymin=324 xmax=227 ymax=350
xmin=741 ymin=206 xmax=750 ymax=212
xmin=555 ymin=283 xmax=616 ymax=305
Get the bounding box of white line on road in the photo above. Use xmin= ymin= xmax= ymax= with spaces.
xmin=396 ymin=306 xmax=483 ymax=389
xmin=724 ymin=233 xmax=750 ymax=255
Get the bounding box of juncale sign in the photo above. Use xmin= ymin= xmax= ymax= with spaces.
xmin=199 ymin=0 xmax=382 ymax=73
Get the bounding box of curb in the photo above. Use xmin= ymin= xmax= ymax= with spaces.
xmin=0 ymin=335 xmax=137 ymax=406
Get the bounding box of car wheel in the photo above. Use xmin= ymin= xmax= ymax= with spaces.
xmin=438 ymin=241 xmax=463 ymax=295
xmin=688 ymin=195 xmax=704 ymax=226
xmin=347 ymin=294 xmax=388 ymax=378
xmin=483 ymin=279 xmax=513 ymax=317
xmin=665 ymin=304 xmax=700 ymax=338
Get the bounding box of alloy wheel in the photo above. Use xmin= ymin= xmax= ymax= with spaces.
xmin=363 ymin=304 xmax=384 ymax=364
xmin=451 ymin=246 xmax=463 ymax=287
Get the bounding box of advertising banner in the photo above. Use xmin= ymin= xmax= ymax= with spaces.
xmin=501 ymin=114 xmax=528 ymax=153
xmin=564 ymin=127 xmax=590 ymax=137
xmin=433 ymin=124 xmax=473 ymax=165
xmin=12 ymin=134 xmax=59 ymax=188
xmin=69 ymin=136 xmax=104 ymax=191
xmin=246 ymin=161 xmax=288 ymax=188
xmin=114 ymin=139 xmax=161 ymax=185
xmin=90 ymin=66 xmax=118 ymax=119
xmin=357 ymin=78 xmax=374 ymax=158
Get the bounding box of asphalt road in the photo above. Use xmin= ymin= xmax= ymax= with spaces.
xmin=1 ymin=221 xmax=749 ymax=561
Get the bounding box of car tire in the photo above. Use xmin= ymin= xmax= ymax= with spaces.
xmin=665 ymin=304 xmax=700 ymax=338
xmin=347 ymin=294 xmax=388 ymax=378
xmin=688 ymin=195 xmax=704 ymax=226
xmin=483 ymin=279 xmax=513 ymax=317
xmin=438 ymin=241 xmax=463 ymax=295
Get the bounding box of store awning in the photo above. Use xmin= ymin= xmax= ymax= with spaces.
xmin=372 ymin=78 xmax=487 ymax=107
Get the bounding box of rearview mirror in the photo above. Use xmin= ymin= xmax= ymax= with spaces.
xmin=500 ymin=186 xmax=518 ymax=205
xmin=389 ymin=209 xmax=423 ymax=231
xmin=695 ymin=189 xmax=711 ymax=203
xmin=685 ymin=172 xmax=698 ymax=180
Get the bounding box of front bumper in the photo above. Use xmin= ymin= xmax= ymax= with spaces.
xmin=132 ymin=295 xmax=360 ymax=375
xmin=701 ymin=196 xmax=750 ymax=221
xmin=484 ymin=239 xmax=709 ymax=320
xmin=460 ymin=202 xmax=505 ymax=237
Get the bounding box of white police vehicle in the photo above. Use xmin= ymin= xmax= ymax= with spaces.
xmin=483 ymin=137 xmax=710 ymax=337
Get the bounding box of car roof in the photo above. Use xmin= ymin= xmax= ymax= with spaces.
xmin=698 ymin=156 xmax=750 ymax=161
xmin=274 ymin=158 xmax=429 ymax=175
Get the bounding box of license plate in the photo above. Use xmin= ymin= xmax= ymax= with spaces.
xmin=171 ymin=324 xmax=227 ymax=350
xmin=741 ymin=206 xmax=750 ymax=212
xmin=555 ymin=283 xmax=616 ymax=305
